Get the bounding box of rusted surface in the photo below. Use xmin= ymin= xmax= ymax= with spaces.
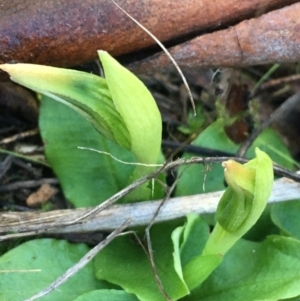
xmin=0 ymin=0 xmax=298 ymax=69
xmin=130 ymin=2 xmax=300 ymax=73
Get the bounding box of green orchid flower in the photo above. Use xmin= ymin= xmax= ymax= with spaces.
xmin=203 ymin=147 xmax=273 ymax=256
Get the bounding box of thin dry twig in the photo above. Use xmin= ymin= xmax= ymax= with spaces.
xmin=0 ymin=128 xmax=39 ymax=145
xmin=24 ymin=219 xmax=130 ymax=301
xmin=0 ymin=155 xmax=13 ymax=179
xmin=237 ymin=93 xmax=300 ymax=157
xmin=145 ymin=225 xmax=173 ymax=301
xmin=259 ymin=73 xmax=300 ymax=91
xmin=0 ymin=178 xmax=59 ymax=192
xmin=110 ymin=0 xmax=195 ymax=114
xmin=145 ymin=177 xmax=179 ymax=301
xmin=0 ymin=148 xmax=50 ymax=167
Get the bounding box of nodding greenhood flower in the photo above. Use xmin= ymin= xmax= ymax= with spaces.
xmin=203 ymin=148 xmax=273 ymax=256
xmin=0 ymin=51 xmax=162 ymax=200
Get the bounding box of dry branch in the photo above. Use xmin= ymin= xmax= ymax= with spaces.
xmin=1 ymin=176 xmax=299 ymax=240
xmin=0 ymin=0 xmax=298 ymax=71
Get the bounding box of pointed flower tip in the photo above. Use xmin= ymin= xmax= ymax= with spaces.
xmin=223 ymin=159 xmax=256 ymax=193
xmin=222 ymin=160 xmax=244 ymax=181
xmin=223 ymin=159 xmax=252 ymax=177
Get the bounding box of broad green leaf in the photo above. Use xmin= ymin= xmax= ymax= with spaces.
xmin=0 ymin=239 xmax=101 ymax=301
xmin=248 ymin=128 xmax=295 ymax=170
xmin=39 ymin=96 xmax=135 ymax=207
xmin=184 ymin=236 xmax=300 ymax=301
xmin=94 ymin=222 xmax=189 ymax=301
xmin=271 ymin=200 xmax=300 ymax=240
xmin=0 ymin=63 xmax=130 ymax=150
xmin=73 ymin=289 xmax=139 ymax=301
xmin=179 ymin=214 xmax=211 ymax=266
xmin=172 ymin=214 xmax=222 ymax=291
xmin=172 ymin=225 xmax=187 ymax=288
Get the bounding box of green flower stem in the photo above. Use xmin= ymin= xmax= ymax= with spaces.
xmin=202 ymin=223 xmax=241 ymax=256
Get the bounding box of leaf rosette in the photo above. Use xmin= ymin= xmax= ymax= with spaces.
xmin=0 ymin=51 xmax=162 ymax=200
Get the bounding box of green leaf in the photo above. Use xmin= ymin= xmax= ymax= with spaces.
xmin=0 ymin=239 xmax=101 ymax=301
xmin=39 ymin=96 xmax=135 ymax=207
xmin=172 ymin=225 xmax=187 ymax=288
xmin=248 ymin=128 xmax=295 ymax=170
xmin=172 ymin=214 xmax=222 ymax=291
xmin=184 ymin=236 xmax=300 ymax=301
xmin=94 ymin=222 xmax=189 ymax=301
xmin=73 ymin=289 xmax=139 ymax=301
xmin=179 ymin=214 xmax=209 ymax=264
xmin=271 ymin=200 xmax=300 ymax=240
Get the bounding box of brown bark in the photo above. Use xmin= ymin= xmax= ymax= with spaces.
xmin=130 ymin=2 xmax=300 ymax=73
xmin=0 ymin=0 xmax=298 ymax=68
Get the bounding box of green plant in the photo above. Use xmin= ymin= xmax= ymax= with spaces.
xmin=0 ymin=51 xmax=162 ymax=202
xmin=1 ymin=54 xmax=300 ymax=301
xmin=203 ymin=148 xmax=273 ymax=256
